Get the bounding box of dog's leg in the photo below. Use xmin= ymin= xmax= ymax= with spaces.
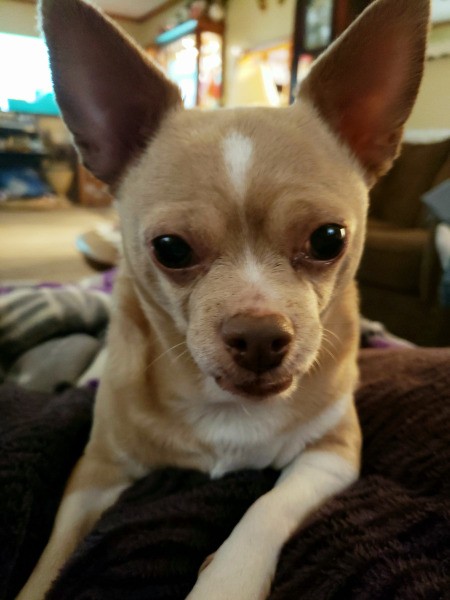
xmin=187 ymin=401 xmax=361 ymax=600
xmin=16 ymin=451 xmax=132 ymax=600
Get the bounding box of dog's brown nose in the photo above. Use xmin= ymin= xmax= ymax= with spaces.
xmin=221 ymin=314 xmax=293 ymax=374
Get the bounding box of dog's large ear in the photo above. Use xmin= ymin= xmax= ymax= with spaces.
xmin=298 ymin=0 xmax=429 ymax=185
xmin=39 ymin=0 xmax=182 ymax=184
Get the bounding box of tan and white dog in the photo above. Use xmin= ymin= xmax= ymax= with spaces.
xmin=18 ymin=0 xmax=429 ymax=598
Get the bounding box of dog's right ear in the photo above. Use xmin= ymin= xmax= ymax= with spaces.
xmin=40 ymin=0 xmax=182 ymax=185
xmin=298 ymin=0 xmax=429 ymax=186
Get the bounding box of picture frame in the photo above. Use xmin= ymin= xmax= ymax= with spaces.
xmin=289 ymin=0 xmax=372 ymax=101
xmin=303 ymin=0 xmax=334 ymax=52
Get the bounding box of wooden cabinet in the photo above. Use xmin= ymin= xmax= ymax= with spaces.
xmin=149 ymin=18 xmax=224 ymax=109
xmin=0 ymin=113 xmax=49 ymax=201
xmin=290 ymin=0 xmax=373 ymax=100
xmin=76 ymin=165 xmax=113 ymax=207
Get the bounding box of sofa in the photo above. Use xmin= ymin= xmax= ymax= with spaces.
xmin=358 ymin=135 xmax=450 ymax=346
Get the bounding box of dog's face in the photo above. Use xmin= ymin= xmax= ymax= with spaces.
xmin=41 ymin=0 xmax=429 ymax=402
xmin=118 ymin=105 xmax=367 ymax=400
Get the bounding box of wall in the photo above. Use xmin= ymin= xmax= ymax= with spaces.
xmin=135 ymin=0 xmax=297 ymax=103
xmin=407 ymin=23 xmax=450 ymax=130
xmin=0 ymin=0 xmax=142 ymax=38
xmin=224 ymin=0 xmax=296 ymax=104
xmin=0 ymin=0 xmax=39 ymax=36
xmin=407 ymin=56 xmax=450 ymax=130
xmin=226 ymin=0 xmax=295 ymax=51
xmin=137 ymin=2 xmax=184 ymax=47
xmin=0 ymin=0 xmax=143 ymax=141
xmin=2 ymin=0 xmax=449 ymax=129
xmin=0 ymin=0 xmax=297 ymax=100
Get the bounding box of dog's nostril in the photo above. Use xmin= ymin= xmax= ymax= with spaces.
xmin=221 ymin=313 xmax=293 ymax=374
xmin=228 ymin=337 xmax=247 ymax=353
xmin=271 ymin=335 xmax=291 ymax=353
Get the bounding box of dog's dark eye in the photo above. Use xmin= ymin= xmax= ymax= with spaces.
xmin=152 ymin=235 xmax=194 ymax=269
xmin=308 ymin=224 xmax=346 ymax=261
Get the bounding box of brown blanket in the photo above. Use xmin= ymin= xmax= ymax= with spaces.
xmin=1 ymin=348 xmax=449 ymax=600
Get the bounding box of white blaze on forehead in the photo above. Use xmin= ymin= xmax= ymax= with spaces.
xmin=222 ymin=131 xmax=254 ymax=199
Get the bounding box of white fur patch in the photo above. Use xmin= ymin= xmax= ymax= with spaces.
xmin=272 ymin=394 xmax=351 ymax=470
xmin=186 ymin=391 xmax=351 ymax=478
xmin=241 ymin=247 xmax=266 ymax=287
xmin=222 ymin=132 xmax=253 ymax=199
xmin=237 ymin=247 xmax=280 ymax=303
xmin=187 ymin=448 xmax=357 ymax=600
xmin=278 ymin=448 xmax=357 ymax=487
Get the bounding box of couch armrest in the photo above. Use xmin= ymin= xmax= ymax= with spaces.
xmin=419 ymin=224 xmax=442 ymax=304
xmin=360 ymin=220 xmax=427 ymax=296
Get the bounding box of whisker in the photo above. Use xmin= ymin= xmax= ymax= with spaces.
xmin=323 ymin=340 xmax=337 ymax=356
xmin=321 ymin=340 xmax=337 ymax=363
xmin=172 ymin=348 xmax=190 ymax=364
xmin=322 ymin=331 xmax=338 ymax=352
xmin=322 ymin=328 xmax=340 ymax=344
xmin=240 ymin=402 xmax=251 ymax=417
xmin=309 ymin=355 xmax=322 ymax=376
xmin=324 ymin=347 xmax=337 ymax=363
xmin=321 ymin=329 xmax=339 ymax=364
xmin=145 ymin=341 xmax=187 ymax=371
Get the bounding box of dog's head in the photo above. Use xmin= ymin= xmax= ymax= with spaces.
xmin=41 ymin=0 xmax=429 ymax=402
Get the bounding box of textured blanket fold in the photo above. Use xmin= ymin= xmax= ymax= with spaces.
xmin=1 ymin=348 xmax=449 ymax=600
xmin=0 ymin=286 xmax=109 ymax=369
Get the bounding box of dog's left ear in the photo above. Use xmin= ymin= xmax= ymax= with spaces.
xmin=40 ymin=0 xmax=182 ymax=185
xmin=299 ymin=0 xmax=430 ymax=185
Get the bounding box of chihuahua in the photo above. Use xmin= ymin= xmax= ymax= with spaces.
xmin=18 ymin=0 xmax=429 ymax=598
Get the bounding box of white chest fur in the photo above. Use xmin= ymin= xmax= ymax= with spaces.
xmin=186 ymin=393 xmax=350 ymax=478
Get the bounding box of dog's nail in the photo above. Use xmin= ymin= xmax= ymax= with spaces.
xmin=199 ymin=553 xmax=215 ymax=574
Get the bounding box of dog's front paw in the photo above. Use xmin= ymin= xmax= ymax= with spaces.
xmin=186 ymin=548 xmax=274 ymax=600
xmin=187 ymin=495 xmax=282 ymax=599
xmin=198 ymin=552 xmax=215 ymax=574
xmin=187 ymin=568 xmax=272 ymax=600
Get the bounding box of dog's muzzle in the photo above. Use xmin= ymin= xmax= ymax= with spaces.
xmin=221 ymin=313 xmax=293 ymax=374
xmin=216 ymin=313 xmax=295 ymax=399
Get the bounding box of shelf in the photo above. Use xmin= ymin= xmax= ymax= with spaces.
xmin=0 ymin=150 xmax=48 ymax=157
xmin=155 ymin=17 xmax=224 ymax=46
xmin=0 ymin=124 xmax=37 ymax=134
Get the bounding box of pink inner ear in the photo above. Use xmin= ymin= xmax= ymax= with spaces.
xmin=42 ymin=0 xmax=182 ymax=184
xmin=299 ymin=0 xmax=429 ymax=183
xmin=337 ymin=33 xmax=420 ymax=164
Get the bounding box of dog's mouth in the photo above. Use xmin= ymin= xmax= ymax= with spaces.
xmin=214 ymin=374 xmax=294 ymax=399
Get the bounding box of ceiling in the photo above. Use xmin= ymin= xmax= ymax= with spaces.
xmin=87 ymin=0 xmax=170 ymax=19
xmin=23 ymin=0 xmax=174 ymax=21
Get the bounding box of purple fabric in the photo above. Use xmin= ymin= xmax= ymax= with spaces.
xmin=0 ymin=269 xmax=117 ymax=296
